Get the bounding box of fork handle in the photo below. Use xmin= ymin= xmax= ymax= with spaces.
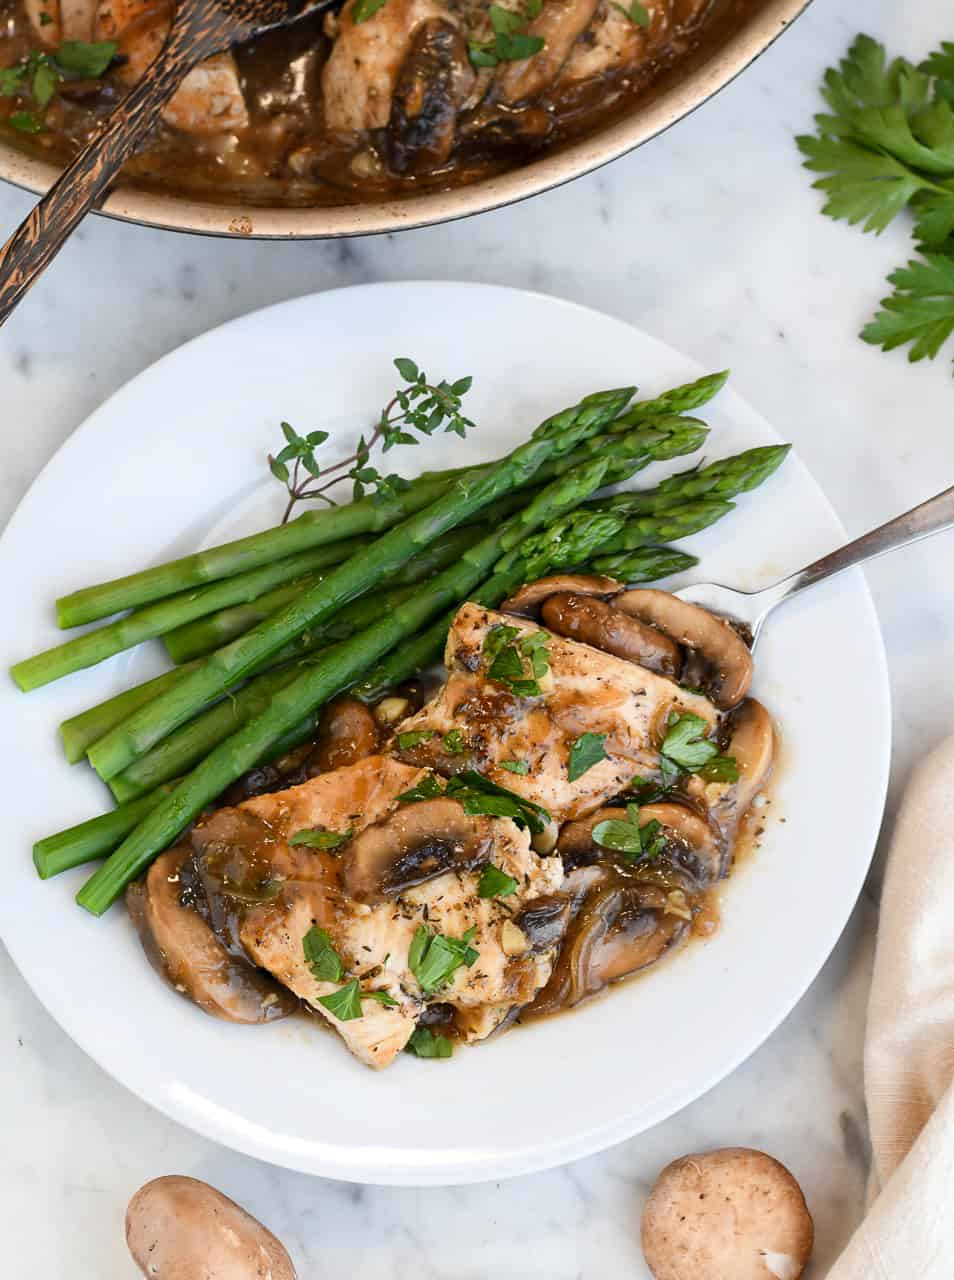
xmin=0 ymin=22 xmax=214 ymax=328
xmin=770 ymin=483 xmax=954 ymax=608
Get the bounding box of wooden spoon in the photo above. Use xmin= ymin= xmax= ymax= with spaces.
xmin=0 ymin=0 xmax=324 ymax=327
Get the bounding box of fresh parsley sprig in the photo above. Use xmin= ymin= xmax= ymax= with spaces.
xmin=269 ymin=357 xmax=475 ymax=522
xmin=797 ymin=33 xmax=954 ymax=370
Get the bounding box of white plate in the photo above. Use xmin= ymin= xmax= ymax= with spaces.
xmin=0 ymin=283 xmax=890 ymax=1185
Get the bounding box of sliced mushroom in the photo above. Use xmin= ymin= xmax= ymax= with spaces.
xmin=541 ymin=593 xmax=682 ymax=675
xmin=692 ymin=698 xmax=776 ymax=839
xmin=126 ymin=845 xmax=297 ymax=1024
xmin=640 ymin=801 xmax=725 ymax=883
xmin=501 ymin=573 xmax=621 ymax=619
xmin=515 ymin=893 xmax=571 ymax=952
xmin=342 ymin=797 xmax=493 ymax=903
xmin=311 ymin=695 xmax=380 ymax=773
xmin=557 ymin=800 xmax=724 ymax=882
xmin=386 ymin=18 xmax=475 ymax=175
xmin=558 ymin=806 xmax=627 ymax=871
xmin=458 ymin=101 xmax=555 ymax=152
xmin=614 ymin=589 xmax=754 ymax=708
xmin=523 ymin=864 xmax=694 ymax=1017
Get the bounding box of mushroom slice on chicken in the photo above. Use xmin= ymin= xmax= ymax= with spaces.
xmin=126 ymin=844 xmax=298 ymax=1024
xmin=95 ymin=0 xmax=248 ymax=133
xmin=386 ymin=18 xmax=476 ymax=174
xmin=392 ymin=602 xmax=718 ymax=822
xmin=496 ymin=0 xmax=601 ymax=104
xmin=190 ymin=755 xmax=564 ymax=1067
xmin=321 ymin=0 xmax=452 ymax=134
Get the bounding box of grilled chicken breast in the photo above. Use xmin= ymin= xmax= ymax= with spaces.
xmin=393 ymin=602 xmax=718 ymax=821
xmin=190 ymin=755 xmax=563 ymax=1068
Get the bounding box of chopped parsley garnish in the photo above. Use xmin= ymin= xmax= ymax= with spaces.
xmin=660 ymin=712 xmax=739 ymax=783
xmin=316 ymin=977 xmax=400 ymax=1019
xmin=363 ymin=989 xmax=399 ymax=1007
xmin=55 ymin=40 xmax=118 ymax=77
xmin=352 ymin=0 xmax=388 ymax=21
xmin=408 ymin=924 xmax=479 ymax=994
xmin=592 ymin=803 xmax=667 ymax=862
xmin=442 ymin=730 xmax=466 ymax=754
xmin=500 ymin=759 xmax=529 ymax=775
xmin=1 ymin=40 xmax=117 ymax=134
xmin=626 ymin=775 xmax=673 ymax=804
xmin=397 ymin=774 xmax=445 ymax=804
xmin=469 ymin=4 xmax=545 ymax=68
xmin=396 ymin=729 xmax=437 ymax=750
xmin=483 ymin=624 xmax=551 ymax=697
xmin=406 ymin=1027 xmax=454 ymax=1059
xmin=568 ymin=732 xmax=607 ymax=782
xmin=39 ymin=10 xmax=52 ymax=24
xmin=613 ymin=0 xmax=650 ymax=25
xmin=290 ymin=826 xmax=353 ymax=850
xmin=477 ymin=864 xmax=519 ymax=898
xmin=398 ymin=769 xmax=551 ymax=835
xmin=318 ymin=978 xmax=363 ymax=1021
xmin=303 ymin=926 xmax=344 ymax=983
xmin=8 ymin=110 xmax=42 ymax=133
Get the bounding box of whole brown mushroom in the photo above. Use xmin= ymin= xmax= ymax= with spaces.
xmin=641 ymin=1147 xmax=813 ymax=1280
xmin=126 ymin=1176 xmax=297 ymax=1279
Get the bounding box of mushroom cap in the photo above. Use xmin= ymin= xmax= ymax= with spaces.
xmin=541 ymin=593 xmax=681 ymax=675
xmin=312 ymin=695 xmax=380 ymax=772
xmin=614 ymin=589 xmax=754 ymax=709
xmin=500 ymin=573 xmax=621 ymax=618
xmin=693 ymin=698 xmax=776 ymax=840
xmin=126 ymin=1176 xmax=297 ymax=1279
xmin=641 ymin=1148 xmax=813 ymax=1280
xmin=342 ymin=797 xmax=493 ymax=903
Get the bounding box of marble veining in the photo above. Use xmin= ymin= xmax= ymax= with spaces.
xmin=2 ymin=0 xmax=952 ymax=1273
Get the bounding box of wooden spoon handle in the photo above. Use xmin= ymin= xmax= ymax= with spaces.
xmin=0 ymin=42 xmax=198 ymax=328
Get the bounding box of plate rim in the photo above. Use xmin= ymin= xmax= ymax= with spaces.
xmin=0 ymin=282 xmax=891 ymax=1184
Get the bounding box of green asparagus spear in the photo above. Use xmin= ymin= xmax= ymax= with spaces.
xmin=85 ymin=390 xmax=633 ymax=784
xmin=12 ymin=536 xmax=377 ymax=692
xmin=613 ymin=372 xmax=730 ymax=427
xmin=109 ymin=666 xmax=303 ymax=803
xmin=594 ymin=500 xmax=735 ymax=554
xmin=75 ymin=446 xmax=626 ymax=913
xmin=33 ymin=786 xmax=175 ymax=879
xmin=163 ymin=523 xmax=488 ymax=664
xmin=595 ymin=445 xmax=792 ymax=517
xmin=54 ymin=474 xmax=460 ymax=629
xmin=112 ymin=574 xmax=433 ymax=800
xmin=56 ymin=411 xmax=709 ymax=631
xmin=59 ymin=663 xmax=198 ymax=763
xmin=590 ymin=547 xmax=699 ymax=581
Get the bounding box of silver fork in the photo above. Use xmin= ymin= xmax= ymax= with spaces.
xmin=675 ymin=484 xmax=954 ymax=647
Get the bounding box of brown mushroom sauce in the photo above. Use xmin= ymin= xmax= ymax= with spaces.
xmin=127 ymin=583 xmax=774 ymax=1042
xmin=0 ymin=0 xmax=729 ymax=207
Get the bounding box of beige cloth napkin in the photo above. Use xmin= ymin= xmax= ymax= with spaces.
xmin=827 ymin=737 xmax=954 ymax=1279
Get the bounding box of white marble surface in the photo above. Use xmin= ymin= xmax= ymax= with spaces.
xmin=1 ymin=0 xmax=952 ymax=1273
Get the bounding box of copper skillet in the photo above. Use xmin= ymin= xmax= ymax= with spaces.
xmin=0 ymin=0 xmax=812 ymax=293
